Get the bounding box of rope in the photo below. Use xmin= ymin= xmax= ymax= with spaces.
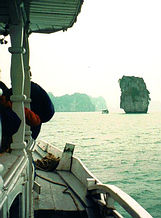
xmin=34 ymin=153 xmax=60 ymax=172
xmin=36 ymin=173 xmax=80 ymax=211
xmin=36 ymin=173 xmax=67 ymax=187
xmin=62 ymin=187 xmax=80 ymax=211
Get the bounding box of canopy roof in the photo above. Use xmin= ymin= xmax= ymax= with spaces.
xmin=0 ymin=0 xmax=83 ymax=36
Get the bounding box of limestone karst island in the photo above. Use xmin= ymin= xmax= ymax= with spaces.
xmin=119 ymin=76 xmax=151 ymax=113
xmin=48 ymin=92 xmax=107 ymax=112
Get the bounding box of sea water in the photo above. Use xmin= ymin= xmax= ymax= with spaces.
xmin=38 ymin=112 xmax=161 ymax=217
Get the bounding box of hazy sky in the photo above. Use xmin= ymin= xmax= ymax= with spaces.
xmin=1 ymin=0 xmax=161 ymax=110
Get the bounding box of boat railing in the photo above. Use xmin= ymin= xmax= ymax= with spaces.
xmin=88 ymin=183 xmax=153 ymax=218
xmin=0 ymin=138 xmax=35 ymax=217
xmin=71 ymin=155 xmax=152 ymax=217
xmin=35 ymin=141 xmax=153 ymax=218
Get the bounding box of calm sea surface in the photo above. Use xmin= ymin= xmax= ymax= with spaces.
xmin=38 ymin=112 xmax=161 ymax=217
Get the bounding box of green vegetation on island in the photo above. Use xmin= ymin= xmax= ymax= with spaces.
xmin=48 ymin=92 xmax=107 ymax=112
xmin=119 ymin=76 xmax=151 ymax=113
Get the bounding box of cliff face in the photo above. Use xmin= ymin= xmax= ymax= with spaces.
xmin=119 ymin=76 xmax=150 ymax=113
xmin=48 ymin=92 xmax=107 ymax=112
xmin=90 ymin=96 xmax=107 ymax=111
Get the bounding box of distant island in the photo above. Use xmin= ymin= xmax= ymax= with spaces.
xmin=48 ymin=92 xmax=107 ymax=112
xmin=119 ymin=75 xmax=151 ymax=113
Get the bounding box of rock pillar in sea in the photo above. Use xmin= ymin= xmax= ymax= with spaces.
xmin=119 ymin=76 xmax=151 ymax=113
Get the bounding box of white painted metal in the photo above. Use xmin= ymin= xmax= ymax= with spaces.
xmin=26 ymin=140 xmax=35 ymax=218
xmin=0 ymin=1 xmax=83 ymax=218
xmin=88 ymin=184 xmax=153 ymax=218
xmin=0 ymin=153 xmax=30 ymax=218
xmin=23 ymin=31 xmax=32 ymax=142
xmin=9 ymin=22 xmax=26 ymax=150
xmin=0 ymin=3 xmax=33 ymax=217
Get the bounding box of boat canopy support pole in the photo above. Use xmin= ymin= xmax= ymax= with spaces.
xmin=23 ymin=31 xmax=32 ymax=142
xmin=8 ymin=2 xmax=26 ymax=150
xmin=23 ymin=32 xmax=33 ymax=218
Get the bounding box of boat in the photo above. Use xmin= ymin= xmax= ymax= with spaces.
xmin=102 ymin=109 xmax=109 ymax=114
xmin=0 ymin=1 xmax=153 ymax=217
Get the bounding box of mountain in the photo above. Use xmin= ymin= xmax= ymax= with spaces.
xmin=48 ymin=92 xmax=107 ymax=112
xmin=89 ymin=96 xmax=107 ymax=111
xmin=119 ymin=76 xmax=150 ymax=113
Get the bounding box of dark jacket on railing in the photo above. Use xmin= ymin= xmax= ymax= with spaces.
xmin=0 ymin=104 xmax=21 ymax=152
xmin=0 ymin=82 xmax=21 ymax=152
xmin=30 ymin=81 xmax=55 ymax=139
xmin=1 ymin=81 xmax=55 ymax=141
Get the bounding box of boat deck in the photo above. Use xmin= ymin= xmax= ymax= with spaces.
xmin=34 ymin=169 xmax=89 ymax=217
xmin=33 ymin=147 xmax=92 ymax=218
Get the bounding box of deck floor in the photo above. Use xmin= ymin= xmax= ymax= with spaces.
xmin=34 ymin=169 xmax=85 ymax=212
xmin=33 ymin=143 xmax=92 ymax=217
